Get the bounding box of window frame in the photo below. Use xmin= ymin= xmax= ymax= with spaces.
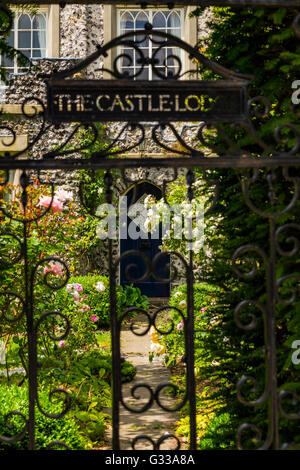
xmin=116 ymin=8 xmax=185 ymax=80
xmin=103 ymin=5 xmax=197 ymax=79
xmin=0 ymin=8 xmax=49 ymax=77
xmin=0 ymin=5 xmax=59 ymax=88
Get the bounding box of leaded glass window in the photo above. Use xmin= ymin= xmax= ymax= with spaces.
xmin=118 ymin=9 xmax=184 ymax=80
xmin=0 ymin=12 xmax=47 ymax=82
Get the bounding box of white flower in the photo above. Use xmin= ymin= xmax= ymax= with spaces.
xmin=66 ymin=283 xmax=75 ymax=294
xmin=144 ymin=195 xmax=156 ymax=209
xmin=72 ymin=291 xmax=80 ymax=300
xmin=95 ymin=281 xmax=106 ymax=292
xmin=144 ymin=217 xmax=151 ymax=231
xmin=55 ymin=188 xmax=73 ymax=203
xmin=179 ymin=299 xmax=187 ymax=309
xmin=66 ymin=283 xmax=83 ymax=300
xmin=174 ymin=291 xmax=183 ymax=298
xmin=150 ymin=342 xmax=166 ymax=355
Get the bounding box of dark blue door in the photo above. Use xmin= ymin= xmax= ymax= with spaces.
xmin=120 ymin=183 xmax=170 ymax=298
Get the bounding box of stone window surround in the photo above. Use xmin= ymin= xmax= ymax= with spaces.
xmin=47 ymin=4 xmax=60 ymax=58
xmin=103 ymin=5 xmax=197 ymax=79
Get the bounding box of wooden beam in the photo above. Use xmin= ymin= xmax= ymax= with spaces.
xmin=0 ymin=135 xmax=28 ymax=154
xmin=0 ymin=104 xmax=44 ymax=115
xmin=4 ymin=0 xmax=300 ymax=7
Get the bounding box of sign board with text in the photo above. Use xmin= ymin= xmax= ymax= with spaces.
xmin=46 ymin=79 xmax=249 ymax=123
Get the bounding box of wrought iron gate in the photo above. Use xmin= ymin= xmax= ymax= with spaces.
xmin=0 ymin=1 xmax=300 ymax=451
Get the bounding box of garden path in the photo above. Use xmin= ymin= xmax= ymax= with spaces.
xmin=102 ymin=302 xmax=185 ymax=450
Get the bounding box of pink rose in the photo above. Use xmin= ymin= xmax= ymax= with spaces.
xmin=201 ymin=307 xmax=207 ymax=313
xmin=39 ymin=195 xmax=63 ymax=213
xmin=43 ymin=261 xmax=63 ymax=276
xmin=51 ymin=198 xmax=64 ymax=213
xmin=176 ymin=319 xmax=184 ymax=331
xmin=75 ymin=283 xmax=83 ymax=292
xmin=39 ymin=195 xmax=52 ymax=208
xmin=58 ymin=340 xmax=67 ymax=348
xmin=91 ymin=315 xmax=99 ymax=323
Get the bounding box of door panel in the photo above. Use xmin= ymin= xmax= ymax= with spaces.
xmin=120 ymin=217 xmax=170 ymax=297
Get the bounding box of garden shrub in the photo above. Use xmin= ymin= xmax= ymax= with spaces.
xmin=0 ymin=383 xmax=85 ymax=450
xmin=197 ymin=413 xmax=235 ymax=450
xmin=189 ymin=5 xmax=300 ymax=450
xmin=18 ymin=349 xmax=136 ymax=449
xmin=120 ymin=361 xmax=137 ymax=383
xmin=160 ymin=279 xmax=300 ymax=449
xmin=54 ymin=274 xmax=111 ymax=328
xmin=63 ymin=349 xmax=137 ymax=385
xmin=161 ymin=282 xmax=223 ymax=368
xmin=54 ymin=274 xmax=149 ymax=328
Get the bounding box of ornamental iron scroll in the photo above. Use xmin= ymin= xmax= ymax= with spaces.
xmin=43 ymin=25 xmax=252 ymax=161
xmin=1 ymin=25 xmax=300 ymax=164
xmin=232 ymin=167 xmax=300 ymax=450
xmin=0 ymin=4 xmax=300 ymax=452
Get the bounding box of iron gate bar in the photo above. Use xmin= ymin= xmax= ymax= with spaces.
xmin=0 ymin=157 xmax=300 ymax=171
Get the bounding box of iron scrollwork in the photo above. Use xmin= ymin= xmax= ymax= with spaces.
xmin=0 ymin=22 xmax=300 ymax=165
xmin=233 ymin=168 xmax=300 ymax=450
xmin=101 ymin=169 xmax=197 ymax=450
xmin=0 ymin=172 xmax=71 ymax=449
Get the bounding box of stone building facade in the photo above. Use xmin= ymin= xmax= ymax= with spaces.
xmin=0 ymin=4 xmax=212 ymax=294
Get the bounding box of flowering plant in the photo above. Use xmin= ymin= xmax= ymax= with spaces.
xmin=157 ymin=282 xmax=222 ymax=369
xmin=148 ymin=326 xmax=166 ymax=362
xmin=142 ymin=175 xmax=208 ymax=257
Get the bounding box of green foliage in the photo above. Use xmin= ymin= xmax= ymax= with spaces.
xmin=73 ymin=410 xmax=106 ymax=443
xmin=31 ymin=348 xmax=136 ymax=448
xmin=43 ymin=348 xmax=136 ymax=443
xmin=54 ymin=273 xmax=149 ymax=330
xmin=198 ymin=413 xmax=235 ymax=450
xmin=0 ymin=383 xmax=85 ymax=450
xmin=162 ymin=283 xmax=223 ymax=368
xmin=120 ymin=284 xmax=150 ymax=313
xmin=165 ymin=6 xmax=300 ymax=449
xmin=191 ymin=6 xmax=300 ymax=155
xmin=120 ymin=360 xmax=137 ymax=383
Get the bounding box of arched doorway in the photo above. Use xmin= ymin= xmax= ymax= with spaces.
xmin=120 ymin=181 xmax=170 ymax=298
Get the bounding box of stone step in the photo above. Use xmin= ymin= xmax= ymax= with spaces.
xmin=149 ymin=297 xmax=169 ymax=307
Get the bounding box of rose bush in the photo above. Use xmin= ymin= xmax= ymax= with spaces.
xmin=54 ymin=274 xmax=150 ymax=333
